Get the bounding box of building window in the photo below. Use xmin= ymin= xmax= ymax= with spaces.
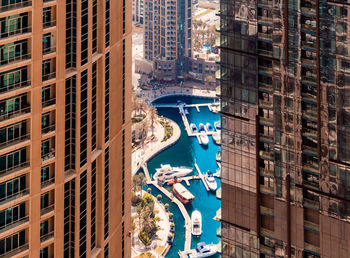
xmin=79 ymin=170 xmax=87 ymax=258
xmin=104 ymin=243 xmax=109 ymax=258
xmin=91 ymin=63 xmax=97 ymax=152
xmin=105 ymin=53 xmax=110 ymax=143
xmin=40 ymin=246 xmax=49 ymax=258
xmin=0 ymin=66 xmax=28 ymax=92
xmin=64 ymin=180 xmax=75 ymax=257
xmin=122 ymin=129 xmax=125 ymax=216
xmin=122 ymin=40 xmax=126 ymax=124
xmin=0 ymin=120 xmax=27 ymax=145
xmin=0 ymin=230 xmax=26 ymax=256
xmin=81 ymin=0 xmax=88 ymax=65
xmin=0 ymin=14 xmax=29 ymax=40
xmin=65 ymin=76 xmax=76 ymax=172
xmin=104 ymin=147 xmax=109 ymax=240
xmin=92 ymin=0 xmax=98 ymax=54
xmin=0 ymin=94 xmax=28 ymax=118
xmin=0 ymin=148 xmax=26 ymax=175
xmin=80 ymin=70 xmax=88 ymax=167
xmin=91 ymin=161 xmax=97 ymax=251
xmin=105 ymin=0 xmax=110 ymax=47
xmin=66 ymin=0 xmax=77 ymax=68
xmin=0 ymin=202 xmax=26 ymax=229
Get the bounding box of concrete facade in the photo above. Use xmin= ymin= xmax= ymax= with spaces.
xmin=0 ymin=0 xmax=131 ymax=257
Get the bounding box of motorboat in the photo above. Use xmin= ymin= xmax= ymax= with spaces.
xmin=190 ymin=123 xmax=198 ymax=133
xmin=212 ymin=132 xmax=221 ymax=145
xmin=199 ymin=132 xmax=209 ymax=145
xmin=204 ymin=171 xmax=217 ymax=191
xmin=172 ymin=183 xmax=195 ymax=204
xmin=198 ymin=123 xmax=206 ymax=132
xmin=191 ymin=210 xmax=202 ymax=236
xmin=153 ymin=164 xmax=193 ymax=181
xmin=206 ymin=123 xmax=214 ymax=132
xmin=188 ymin=242 xmax=217 ymax=258
xmin=214 ymin=121 xmax=221 ymax=131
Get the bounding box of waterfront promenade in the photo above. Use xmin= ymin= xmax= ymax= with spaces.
xmin=132 ymin=118 xmax=181 ymax=176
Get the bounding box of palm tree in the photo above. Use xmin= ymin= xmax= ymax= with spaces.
xmin=140 ymin=119 xmax=149 ymax=146
xmin=140 ymin=99 xmax=148 ymax=116
xmin=149 ymin=105 xmax=157 ymax=136
xmin=132 ymin=90 xmax=138 ymax=117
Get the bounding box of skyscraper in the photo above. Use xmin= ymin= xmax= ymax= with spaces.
xmin=0 ymin=0 xmax=131 ymax=257
xmin=143 ymin=0 xmax=191 ymax=81
xmin=220 ymin=0 xmax=350 ymax=257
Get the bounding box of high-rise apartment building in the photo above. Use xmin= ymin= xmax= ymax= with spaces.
xmin=132 ymin=0 xmax=144 ymax=25
xmin=0 ymin=0 xmax=131 ymax=257
xmin=220 ymin=0 xmax=350 ymax=257
xmin=144 ymin=0 xmax=191 ymax=81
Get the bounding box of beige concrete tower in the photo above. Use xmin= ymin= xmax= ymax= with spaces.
xmin=0 ymin=0 xmax=131 ymax=257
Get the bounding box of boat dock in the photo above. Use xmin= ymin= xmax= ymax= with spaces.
xmin=150 ymin=182 xmax=192 ymax=252
xmin=194 ymin=163 xmax=209 ymax=192
xmin=153 ymin=102 xmax=219 ymax=138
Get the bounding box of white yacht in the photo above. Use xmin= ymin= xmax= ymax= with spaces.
xmin=212 ymin=132 xmax=221 ymax=145
xmin=199 ymin=132 xmax=209 ymax=145
xmin=206 ymin=123 xmax=214 ymax=132
xmin=191 ymin=210 xmax=202 ymax=236
xmin=153 ymin=164 xmax=193 ymax=181
xmin=204 ymin=172 xmax=217 ymax=191
xmin=188 ymin=242 xmax=217 ymax=258
xmin=198 ymin=123 xmax=207 ymax=132
xmin=214 ymin=121 xmax=221 ymax=131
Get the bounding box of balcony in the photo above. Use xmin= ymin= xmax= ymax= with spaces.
xmin=42 ymin=72 xmax=56 ymax=82
xmin=258 ymin=0 xmax=273 ymax=6
xmin=260 ymin=205 xmax=274 ymax=217
xmin=0 ymin=53 xmax=31 ymax=67
xmin=0 ymin=1 xmax=31 ymax=13
xmin=259 ymin=116 xmax=273 ymax=126
xmin=259 ymin=99 xmax=273 ymax=109
xmin=303 ymin=163 xmax=319 ymax=174
xmin=260 ymin=184 xmax=274 ymax=195
xmin=42 ymin=124 xmax=55 ymax=135
xmin=258 ymin=82 xmax=273 ymax=93
xmin=0 ymin=133 xmax=30 ymax=151
xmin=0 ymin=216 xmax=29 ymax=235
xmin=303 ymin=198 xmax=319 ymax=210
xmin=0 ymin=188 xmax=29 ymax=207
xmin=43 ymin=46 xmax=56 ymax=55
xmin=0 ymin=27 xmax=31 ymax=40
xmin=42 ymin=98 xmax=56 ymax=108
xmin=259 ymin=150 xmax=274 ymax=161
xmin=260 ymin=244 xmax=274 ymax=256
xmin=40 ymin=204 xmax=54 ymax=216
xmin=260 ymin=227 xmax=274 ymax=238
xmin=41 ymin=149 xmax=55 ymax=163
xmin=258 ymin=32 xmax=272 ymax=41
xmin=258 ymin=66 xmax=273 ymax=75
xmin=303 ymin=145 xmax=318 ymax=157
xmin=40 ymin=231 xmax=54 ymax=243
xmin=2 ymin=243 xmax=29 ymax=258
xmin=259 ymin=134 xmax=274 ymax=144
xmin=301 ymin=7 xmax=316 ymax=16
xmin=0 ymin=80 xmax=30 ymax=94
xmin=304 ymin=243 xmax=320 ymax=256
xmin=0 ymin=161 xmax=29 ymax=179
xmin=304 ymin=220 xmax=319 ymax=232
xmin=43 ymin=20 xmax=56 ymax=29
xmin=260 ymin=167 xmax=274 ymax=177
xmin=41 ymin=177 xmax=55 ymax=189
xmin=302 ymin=110 xmax=317 ymax=121
xmin=302 ymin=92 xmax=317 ymax=103
xmin=0 ymin=105 xmax=30 ymax=122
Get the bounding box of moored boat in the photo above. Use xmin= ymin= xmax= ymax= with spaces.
xmin=153 ymin=164 xmax=193 ymax=181
xmin=167 ymin=178 xmax=182 ymax=185
xmin=190 ymin=123 xmax=198 ymax=133
xmin=214 ymin=121 xmax=221 ymax=131
xmin=212 ymin=132 xmax=221 ymax=145
xmin=206 ymin=123 xmax=214 ymax=131
xmin=172 ymin=183 xmax=195 ymax=204
xmin=204 ymin=171 xmax=217 ymax=191
xmin=191 ymin=210 xmax=202 ymax=236
xmin=199 ymin=132 xmax=209 ymax=145
xmin=198 ymin=123 xmax=206 ymax=132
xmin=216 ymin=151 xmax=221 ymax=162
xmin=188 ymin=242 xmax=217 ymax=258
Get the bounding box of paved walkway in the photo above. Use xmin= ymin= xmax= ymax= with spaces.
xmin=131 ymin=193 xmax=171 ymax=258
xmin=132 ymin=118 xmax=181 ymax=176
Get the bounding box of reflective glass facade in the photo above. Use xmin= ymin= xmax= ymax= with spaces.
xmin=220 ymin=0 xmax=350 ymax=257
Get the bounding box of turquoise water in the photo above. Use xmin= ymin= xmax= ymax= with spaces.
xmin=146 ymin=96 xmax=221 ymax=257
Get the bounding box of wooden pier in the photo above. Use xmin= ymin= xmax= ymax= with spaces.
xmin=194 ymin=163 xmax=209 ymax=192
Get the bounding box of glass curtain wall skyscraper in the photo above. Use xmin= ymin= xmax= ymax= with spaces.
xmin=220 ymin=0 xmax=350 ymax=257
xmin=0 ymin=0 xmax=131 ymax=257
